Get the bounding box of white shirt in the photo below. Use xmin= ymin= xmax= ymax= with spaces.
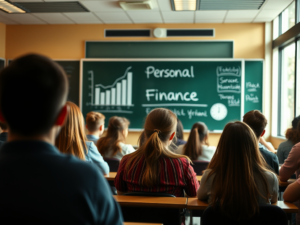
xmin=103 ymin=142 xmax=135 ymax=160
xmin=176 ymin=144 xmax=216 ymax=161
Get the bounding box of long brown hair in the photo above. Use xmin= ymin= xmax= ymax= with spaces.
xmin=125 ymin=108 xmax=191 ymax=187
xmin=286 ymin=117 xmax=300 ymax=144
xmin=96 ymin=116 xmax=129 ymax=157
xmin=55 ymin=101 xmax=87 ymax=160
xmin=206 ymin=121 xmax=274 ymax=220
xmin=183 ymin=122 xmax=208 ymax=160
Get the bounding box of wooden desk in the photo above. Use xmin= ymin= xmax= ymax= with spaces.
xmin=187 ymin=198 xmax=298 ymax=213
xmin=114 ymin=195 xmax=187 ymax=208
xmin=104 ymin=172 xmax=117 ymax=181
xmin=279 ymin=179 xmax=296 ymax=187
xmin=197 ymin=176 xmax=202 ymax=183
xmin=124 ymin=223 xmax=162 ymax=225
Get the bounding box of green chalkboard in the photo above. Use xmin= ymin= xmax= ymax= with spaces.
xmin=0 ymin=58 xmax=5 ymax=71
xmin=85 ymin=41 xmax=234 ymax=59
xmin=244 ymin=60 xmax=263 ymax=113
xmin=55 ymin=60 xmax=80 ymax=106
xmin=81 ymin=59 xmax=243 ymax=131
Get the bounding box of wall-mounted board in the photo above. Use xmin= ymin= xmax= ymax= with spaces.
xmin=81 ymin=59 xmax=244 ymax=131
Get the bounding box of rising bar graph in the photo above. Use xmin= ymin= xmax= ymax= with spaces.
xmin=88 ymin=67 xmax=134 ymax=107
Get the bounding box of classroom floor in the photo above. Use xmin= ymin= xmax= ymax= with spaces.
xmin=185 ymin=211 xmax=200 ymax=225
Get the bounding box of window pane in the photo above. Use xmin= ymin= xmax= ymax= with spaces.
xmin=273 ymin=16 xmax=279 ymax=40
xmin=280 ymin=43 xmax=295 ymax=136
xmin=296 ymin=40 xmax=300 ymax=115
xmin=282 ymin=1 xmax=296 ymax=34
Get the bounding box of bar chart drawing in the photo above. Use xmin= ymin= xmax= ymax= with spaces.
xmin=88 ymin=67 xmax=134 ymax=107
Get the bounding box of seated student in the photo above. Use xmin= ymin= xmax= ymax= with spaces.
xmin=198 ymin=121 xmax=278 ymax=220
xmin=0 ymin=121 xmax=8 ymax=142
xmin=176 ymin=122 xmax=215 ymax=161
xmin=114 ymin=108 xmax=199 ymax=197
xmin=175 ymin=118 xmax=186 ymax=146
xmin=56 ymin=101 xmax=109 ymax=175
xmin=0 ymin=54 xmax=123 ymax=224
xmin=86 ymin=111 xmax=105 ymax=145
xmin=277 ymin=116 xmax=300 ymax=164
xmin=243 ymin=110 xmax=279 ymax=174
xmin=97 ymin=116 xmax=135 ymax=160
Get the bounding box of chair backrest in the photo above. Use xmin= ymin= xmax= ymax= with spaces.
xmin=104 ymin=157 xmax=120 ymax=172
xmin=123 ymin=192 xmax=175 ymax=198
xmin=201 ymin=204 xmax=288 ymax=225
xmin=191 ymin=160 xmax=209 ymax=175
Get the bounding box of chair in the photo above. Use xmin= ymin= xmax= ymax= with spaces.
xmin=104 ymin=157 xmax=120 ymax=172
xmin=120 ymin=192 xmax=182 ymax=225
xmin=191 ymin=160 xmax=209 ymax=175
xmin=201 ymin=204 xmax=288 ymax=225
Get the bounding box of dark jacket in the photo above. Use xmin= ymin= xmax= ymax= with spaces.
xmin=0 ymin=141 xmax=123 ymax=225
xmin=259 ymin=143 xmax=279 ymax=175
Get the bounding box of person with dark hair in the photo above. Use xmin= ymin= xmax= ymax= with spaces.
xmin=176 ymin=122 xmax=215 ymax=161
xmin=86 ymin=111 xmax=105 ymax=145
xmin=277 ymin=116 xmax=300 ymax=164
xmin=0 ymin=53 xmax=123 ymax=224
xmin=198 ymin=122 xmax=278 ymax=221
xmin=175 ymin=118 xmax=186 ymax=146
xmin=0 ymin=121 xmax=8 ymax=142
xmin=243 ymin=110 xmax=279 ymax=174
xmin=114 ymin=108 xmax=199 ymax=197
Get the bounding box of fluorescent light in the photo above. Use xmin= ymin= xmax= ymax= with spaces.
xmin=173 ymin=0 xmax=197 ymax=11
xmin=0 ymin=0 xmax=26 ymax=13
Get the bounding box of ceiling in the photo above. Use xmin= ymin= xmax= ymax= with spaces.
xmin=0 ymin=0 xmax=294 ymax=25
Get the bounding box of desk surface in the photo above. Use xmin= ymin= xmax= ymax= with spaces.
xmin=279 ymin=179 xmax=296 ymax=187
xmin=187 ymin=198 xmax=298 ymax=213
xmin=114 ymin=195 xmax=187 ymax=208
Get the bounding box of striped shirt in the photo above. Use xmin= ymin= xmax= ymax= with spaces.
xmin=114 ymin=155 xmax=199 ymax=197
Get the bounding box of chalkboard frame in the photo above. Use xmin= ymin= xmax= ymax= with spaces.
xmin=85 ymin=40 xmax=235 ymax=58
xmin=80 ymin=58 xmax=245 ymax=132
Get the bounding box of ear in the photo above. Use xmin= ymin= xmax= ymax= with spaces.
xmin=260 ymin=130 xmax=266 ymax=137
xmin=55 ymin=105 xmax=68 ymax=126
xmin=0 ymin=111 xmax=5 ymax=123
xmin=99 ymin=125 xmax=103 ymax=131
xmin=169 ymin=132 xmax=175 ymax=141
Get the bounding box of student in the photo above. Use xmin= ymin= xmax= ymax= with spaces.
xmin=56 ymin=101 xmax=109 ymax=175
xmin=0 ymin=121 xmax=8 ymax=142
xmin=175 ymin=118 xmax=186 ymax=146
xmin=114 ymin=108 xmax=199 ymax=197
xmin=243 ymin=110 xmax=279 ymax=174
xmin=197 ymin=121 xmax=278 ymax=220
xmin=97 ymin=116 xmax=135 ymax=160
xmin=176 ymin=122 xmax=215 ymax=161
xmin=277 ymin=116 xmax=300 ymax=164
xmin=283 ymin=175 xmax=300 ymax=202
xmin=86 ymin=111 xmax=105 ymax=145
xmin=0 ymin=54 xmax=123 ymax=224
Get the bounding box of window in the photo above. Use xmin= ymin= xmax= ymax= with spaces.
xmin=296 ymin=40 xmax=300 ymax=115
xmin=281 ymin=1 xmax=296 ymax=34
xmin=279 ymin=43 xmax=295 ymax=136
xmin=273 ymin=16 xmax=279 ymax=40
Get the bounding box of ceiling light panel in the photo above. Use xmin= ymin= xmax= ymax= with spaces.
xmin=0 ymin=0 xmax=25 ymax=13
xmin=172 ymin=0 xmax=197 ymax=11
xmin=199 ymin=0 xmax=265 ymax=10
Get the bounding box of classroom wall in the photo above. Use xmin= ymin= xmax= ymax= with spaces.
xmin=0 ymin=22 xmax=6 ymax=59
xmin=5 ymin=23 xmax=265 ymax=146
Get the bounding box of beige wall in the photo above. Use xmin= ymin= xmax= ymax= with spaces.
xmin=0 ymin=22 xmax=5 ymax=58
xmin=5 ymin=23 xmax=265 ymax=145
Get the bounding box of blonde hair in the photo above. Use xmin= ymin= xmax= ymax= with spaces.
xmin=207 ymin=121 xmax=275 ymax=220
xmin=96 ymin=116 xmax=129 ymax=157
xmin=86 ymin=111 xmax=105 ymax=132
xmin=55 ymin=101 xmax=87 ymax=160
xmin=125 ymin=108 xmax=191 ymax=187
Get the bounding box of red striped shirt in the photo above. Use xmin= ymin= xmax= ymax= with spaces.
xmin=114 ymin=155 xmax=199 ymax=197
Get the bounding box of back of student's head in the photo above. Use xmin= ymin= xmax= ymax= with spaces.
xmin=208 ymin=121 xmax=272 ymax=220
xmin=96 ymin=116 xmax=129 ymax=157
xmin=286 ymin=115 xmax=300 ymax=144
xmin=243 ymin=110 xmax=267 ymax=138
xmin=125 ymin=108 xmax=191 ymax=187
xmin=55 ymin=101 xmax=87 ymax=160
xmin=0 ymin=54 xmax=68 ymax=136
xmin=183 ymin=122 xmax=208 ymax=160
xmin=86 ymin=111 xmax=105 ymax=132
xmin=176 ymin=118 xmax=184 ymax=140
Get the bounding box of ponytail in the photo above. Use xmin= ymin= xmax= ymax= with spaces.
xmin=183 ymin=122 xmax=208 ymax=160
